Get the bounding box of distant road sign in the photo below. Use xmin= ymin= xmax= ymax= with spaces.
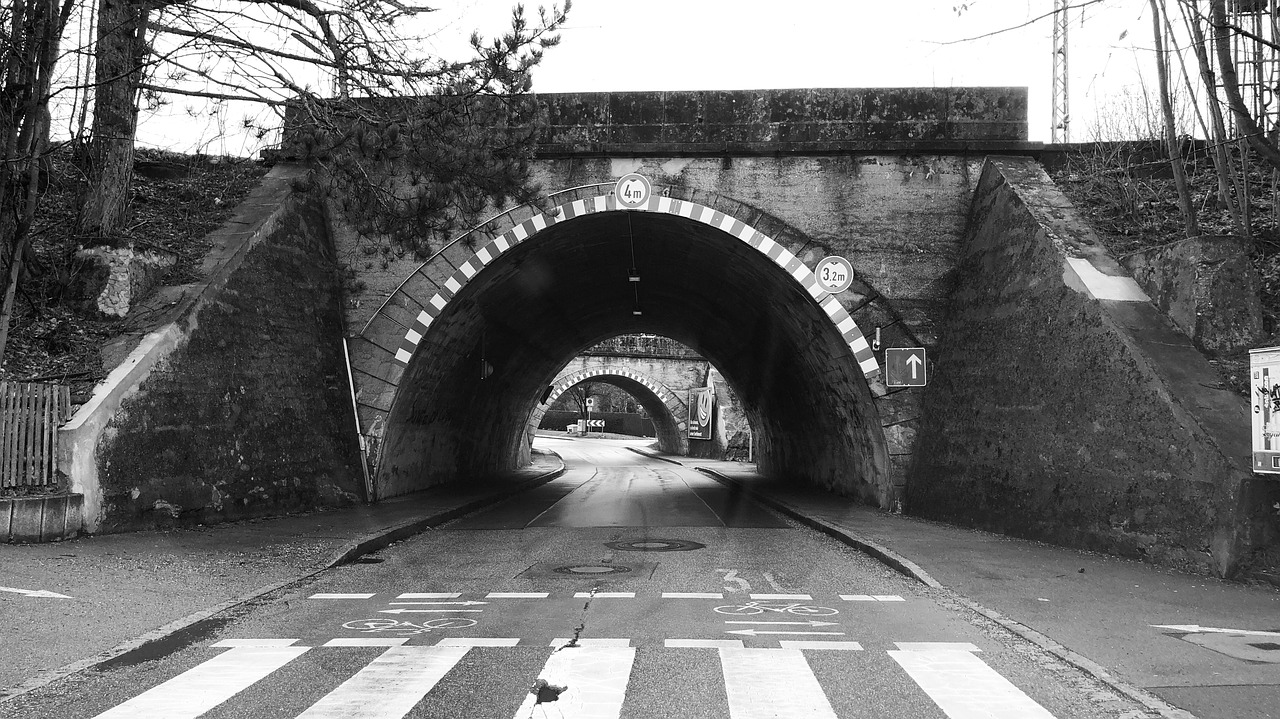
xmin=884 ymin=348 xmax=928 ymax=388
xmin=585 ymin=397 xmax=595 ymax=409
xmin=815 ymin=256 xmax=854 ymax=294
xmin=586 ymin=419 xmax=605 ymax=428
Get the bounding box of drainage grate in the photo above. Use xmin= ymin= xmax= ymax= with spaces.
xmin=604 ymin=539 xmax=705 ymax=552
xmin=553 ymin=564 xmax=632 ymax=576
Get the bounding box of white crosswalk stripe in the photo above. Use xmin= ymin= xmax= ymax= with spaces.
xmin=295 ymin=645 xmax=469 ymax=719
xmin=84 ymin=639 xmax=1064 ymax=719
xmin=89 ymin=644 xmax=310 ymax=719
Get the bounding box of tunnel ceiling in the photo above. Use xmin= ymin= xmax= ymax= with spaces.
xmin=383 ymin=209 xmax=887 ymax=503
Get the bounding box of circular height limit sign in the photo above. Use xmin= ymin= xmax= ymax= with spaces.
xmin=816 ymin=256 xmax=854 ymax=294
xmin=615 ymin=173 xmax=651 ymax=208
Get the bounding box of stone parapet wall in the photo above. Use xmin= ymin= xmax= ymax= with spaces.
xmin=62 ymin=168 xmax=365 ymax=533
xmin=908 ymin=157 xmax=1279 ymax=577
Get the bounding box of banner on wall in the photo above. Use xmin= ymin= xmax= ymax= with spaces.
xmin=688 ymin=387 xmax=715 ymax=441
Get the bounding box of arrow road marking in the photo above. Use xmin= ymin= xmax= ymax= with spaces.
xmin=386 ymin=596 xmax=486 ymax=601
xmin=724 ymin=620 xmax=839 ymax=627
xmin=1153 ymin=624 xmax=1280 ymax=637
xmin=379 ymin=608 xmax=483 ymax=614
xmin=0 ymin=586 xmax=72 ymax=599
xmin=726 ymin=629 xmax=845 ymax=636
xmin=906 ymin=353 xmax=923 ymax=379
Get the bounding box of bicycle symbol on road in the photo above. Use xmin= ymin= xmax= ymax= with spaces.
xmin=341 ymin=617 xmax=478 ymax=635
xmin=713 ymin=602 xmax=839 ymax=617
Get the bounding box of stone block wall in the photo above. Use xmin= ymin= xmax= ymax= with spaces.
xmin=91 ymin=195 xmax=365 ymax=531
xmin=908 ymin=157 xmax=1278 ymax=576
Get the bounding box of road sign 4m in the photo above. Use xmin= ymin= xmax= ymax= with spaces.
xmin=884 ymin=348 xmax=928 ymax=388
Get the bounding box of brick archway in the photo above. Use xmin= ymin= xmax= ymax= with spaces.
xmin=528 ymin=365 xmax=689 ymax=454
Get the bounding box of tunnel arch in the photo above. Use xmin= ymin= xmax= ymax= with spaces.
xmin=527 ymin=365 xmax=689 ymax=454
xmin=350 ymin=180 xmax=890 ymax=507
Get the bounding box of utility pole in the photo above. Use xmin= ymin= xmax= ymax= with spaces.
xmin=1052 ymin=0 xmax=1070 ymax=143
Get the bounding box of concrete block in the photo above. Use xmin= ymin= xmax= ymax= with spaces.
xmin=0 ymin=499 xmax=11 ymax=541
xmin=9 ymin=498 xmax=44 ymax=542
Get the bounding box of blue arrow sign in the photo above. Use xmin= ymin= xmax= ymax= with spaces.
xmin=885 ymin=348 xmax=928 ymax=387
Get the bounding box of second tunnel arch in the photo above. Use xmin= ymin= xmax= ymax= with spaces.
xmin=529 ymin=363 xmax=691 ymax=454
xmin=348 ymin=178 xmax=905 ymax=508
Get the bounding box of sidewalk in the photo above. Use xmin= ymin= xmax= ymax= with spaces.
xmin=644 ymin=450 xmax=1279 ymax=719
xmin=0 ymin=452 xmax=564 ymax=701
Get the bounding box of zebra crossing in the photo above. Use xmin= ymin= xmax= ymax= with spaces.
xmin=86 ymin=637 xmax=1064 ymax=719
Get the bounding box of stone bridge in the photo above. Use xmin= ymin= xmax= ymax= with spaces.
xmin=68 ymin=87 xmax=1279 ymax=578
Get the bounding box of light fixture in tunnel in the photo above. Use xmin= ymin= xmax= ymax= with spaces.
xmin=628 ymin=268 xmax=640 ymax=282
xmin=632 ymin=305 xmax=643 ymax=316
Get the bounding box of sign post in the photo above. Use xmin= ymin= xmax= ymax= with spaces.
xmin=884 ymin=348 xmax=928 ymax=388
xmin=1250 ymin=346 xmax=1280 ymax=474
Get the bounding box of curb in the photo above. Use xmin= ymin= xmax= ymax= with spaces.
xmin=693 ymin=465 xmax=1197 ymax=719
xmin=624 ymin=445 xmax=683 ymax=466
xmin=0 ymin=456 xmax=566 ymax=704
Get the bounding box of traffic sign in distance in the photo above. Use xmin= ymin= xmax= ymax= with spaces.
xmin=884 ymin=348 xmax=928 ymax=387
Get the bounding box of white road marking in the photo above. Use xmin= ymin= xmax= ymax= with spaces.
xmin=512 ymin=646 xmax=636 ymax=719
xmin=719 ymin=648 xmax=838 ymax=719
xmin=90 ymin=645 xmax=309 ymax=719
xmin=841 ymin=595 xmax=876 ymax=601
xmin=726 ymin=629 xmax=844 ymax=637
xmin=296 ymin=646 xmax=469 ymax=719
xmin=550 ymin=638 xmax=632 ymax=648
xmin=436 ymin=638 xmax=521 ymax=647
xmin=1153 ymin=624 xmax=1280 ymax=638
xmin=0 ymin=586 xmax=72 ymax=599
xmin=666 ymin=639 xmax=745 ymax=649
xmin=573 ymin=592 xmax=635 ymax=598
xmin=487 ymin=592 xmax=550 ymax=598
xmin=662 ymin=592 xmax=724 ymax=599
xmin=889 ymin=643 xmax=1057 ymax=719
xmin=212 ymin=639 xmax=301 ymax=647
xmin=872 ymin=595 xmax=905 ymax=602
xmin=309 ymin=593 xmax=376 ymax=600
xmin=777 ymin=641 xmax=864 ymax=650
xmin=323 ymin=638 xmax=409 ymax=647
xmin=895 ymin=642 xmax=981 ymax=652
xmin=749 ymin=593 xmax=812 ymax=600
xmin=396 ymin=593 xmax=461 ymax=599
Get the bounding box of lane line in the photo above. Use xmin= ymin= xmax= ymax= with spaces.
xmin=889 ymin=644 xmax=1058 ymax=719
xmin=296 ymin=646 xmax=470 ymax=719
xmin=486 ymin=592 xmax=550 ymax=599
xmin=309 ymin=593 xmax=375 ymax=600
xmin=549 ymin=638 xmax=632 ymax=648
xmin=662 ymin=592 xmax=724 ymax=599
xmin=511 ymin=646 xmax=636 ymax=719
xmin=396 ymin=593 xmax=461 ymax=599
xmin=573 ymin=592 xmax=635 ymax=598
xmin=719 ymin=648 xmax=838 ymax=719
xmin=322 ymin=638 xmax=409 ymax=647
xmin=666 ymin=639 xmax=744 ymax=649
xmin=777 ymin=641 xmax=863 ymax=651
xmin=90 ymin=645 xmax=309 ymax=719
xmin=748 ymin=593 xmax=812 ymax=600
xmin=436 ymin=638 xmax=521 ymax=647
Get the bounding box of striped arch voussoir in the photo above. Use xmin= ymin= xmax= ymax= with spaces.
xmin=387 ymin=192 xmax=879 ymax=377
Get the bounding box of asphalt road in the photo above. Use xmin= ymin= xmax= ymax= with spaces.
xmin=5 ymin=437 xmax=1159 ymax=718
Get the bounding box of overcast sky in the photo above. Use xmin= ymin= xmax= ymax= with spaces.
xmin=136 ymin=0 xmax=1161 ymax=154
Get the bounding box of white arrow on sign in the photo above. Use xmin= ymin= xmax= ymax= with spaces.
xmin=386 ymin=596 xmax=486 ymax=601
xmin=723 ymin=620 xmax=839 ymax=627
xmin=906 ymin=354 xmax=923 ymax=379
xmin=379 ymin=608 xmax=483 ymax=614
xmin=1153 ymin=624 xmax=1280 ymax=637
xmin=0 ymin=586 xmax=72 ymax=599
xmin=726 ymin=629 xmax=845 ymax=637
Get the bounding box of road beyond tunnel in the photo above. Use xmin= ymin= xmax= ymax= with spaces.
xmin=372 ymin=196 xmax=889 ymax=505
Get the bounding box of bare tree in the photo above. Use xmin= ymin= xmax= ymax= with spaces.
xmin=75 ymin=0 xmax=570 ymax=251
xmin=1 ymin=0 xmax=76 ymax=364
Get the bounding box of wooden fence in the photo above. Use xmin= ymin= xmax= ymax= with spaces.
xmin=1 ymin=381 xmax=71 ymax=488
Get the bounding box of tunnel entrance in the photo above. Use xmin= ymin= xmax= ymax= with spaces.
xmin=360 ymin=182 xmax=889 ymax=507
